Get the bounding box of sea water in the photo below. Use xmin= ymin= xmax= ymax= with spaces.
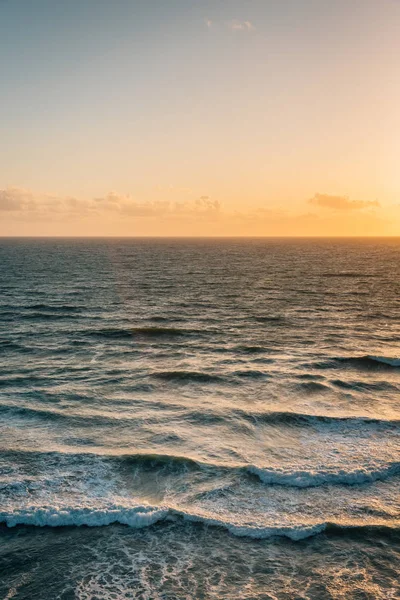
xmin=0 ymin=238 xmax=399 ymax=599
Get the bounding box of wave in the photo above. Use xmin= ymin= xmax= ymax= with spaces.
xmin=0 ymin=404 xmax=115 ymax=426
xmin=24 ymin=303 xmax=83 ymax=312
xmin=19 ymin=312 xmax=77 ymax=321
xmin=234 ymin=409 xmax=400 ymax=428
xmin=1 ymin=503 xmax=398 ymax=541
xmin=87 ymin=327 xmax=205 ymax=340
xmin=336 ymin=356 xmax=400 ymax=370
xmin=153 ymin=369 xmax=271 ymax=384
xmin=253 ymin=316 xmax=286 ymax=325
xmin=148 ymin=316 xmax=186 ymax=323
xmin=364 ymin=356 xmax=400 ymax=368
xmin=248 ymin=462 xmax=400 ymax=488
xmin=320 ymin=272 xmax=378 ymax=278
xmin=0 ymin=305 xmax=83 ymax=321
xmin=3 ymin=447 xmax=399 ymax=489
xmin=0 ymin=340 xmax=30 ymax=354
xmin=232 ymin=370 xmax=268 ymax=379
xmin=0 ymin=504 xmax=167 ymax=530
xmin=1 ymin=401 xmax=399 ymax=431
xmin=297 ymin=381 xmax=331 ymax=393
xmin=305 ymin=355 xmax=400 ymax=371
xmin=330 ymin=379 xmax=398 ymax=392
xmin=151 ymin=371 xmax=225 ymax=384
xmin=235 ymin=345 xmax=270 ymax=354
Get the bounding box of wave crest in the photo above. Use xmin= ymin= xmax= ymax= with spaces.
xmin=2 ymin=448 xmax=399 ymax=489
xmin=1 ymin=503 xmax=399 ymax=541
xmin=337 ymin=356 xmax=400 ymax=369
xmin=88 ymin=327 xmax=204 ymax=340
xmin=248 ymin=462 xmax=400 ymax=488
xmin=152 ymin=371 xmax=224 ymax=383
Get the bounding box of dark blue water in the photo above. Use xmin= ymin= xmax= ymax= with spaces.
xmin=0 ymin=238 xmax=399 ymax=599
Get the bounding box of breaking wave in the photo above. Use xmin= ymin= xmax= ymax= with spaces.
xmin=248 ymin=462 xmax=400 ymax=487
xmin=1 ymin=503 xmax=399 ymax=541
xmin=2 ymin=448 xmax=399 ymax=488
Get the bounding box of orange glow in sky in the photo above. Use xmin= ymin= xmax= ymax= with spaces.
xmin=1 ymin=0 xmax=399 ymax=236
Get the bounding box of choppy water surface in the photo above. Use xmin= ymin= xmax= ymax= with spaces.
xmin=0 ymin=238 xmax=399 ymax=599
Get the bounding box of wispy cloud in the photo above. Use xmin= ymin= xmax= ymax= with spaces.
xmin=309 ymin=193 xmax=380 ymax=211
xmin=227 ymin=20 xmax=254 ymax=32
xmin=205 ymin=19 xmax=255 ymax=32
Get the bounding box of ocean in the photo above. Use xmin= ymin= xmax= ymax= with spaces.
xmin=0 ymin=237 xmax=399 ymax=599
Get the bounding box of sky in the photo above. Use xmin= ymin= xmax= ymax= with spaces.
xmin=0 ymin=0 xmax=399 ymax=236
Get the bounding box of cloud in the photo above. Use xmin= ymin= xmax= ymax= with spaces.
xmin=0 ymin=186 xmax=392 ymax=236
xmin=0 ymin=188 xmax=220 ymax=222
xmin=93 ymin=192 xmax=166 ymax=217
xmin=204 ymin=19 xmax=254 ymax=33
xmin=227 ymin=20 xmax=254 ymax=32
xmin=0 ymin=187 xmax=93 ymax=219
xmin=309 ymin=193 xmax=380 ymax=211
xmin=94 ymin=193 xmax=220 ymax=219
xmin=196 ymin=196 xmax=220 ymax=211
xmin=0 ymin=188 xmax=36 ymax=211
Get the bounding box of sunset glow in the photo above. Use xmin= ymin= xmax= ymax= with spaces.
xmin=1 ymin=0 xmax=399 ymax=236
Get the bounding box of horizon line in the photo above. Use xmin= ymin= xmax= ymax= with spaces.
xmin=1 ymin=235 xmax=400 ymax=240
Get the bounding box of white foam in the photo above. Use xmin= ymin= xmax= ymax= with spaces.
xmin=0 ymin=502 xmax=328 ymax=540
xmin=248 ymin=461 xmax=400 ymax=488
xmin=2 ymin=501 xmax=399 ymax=541
xmin=178 ymin=509 xmax=327 ymax=540
xmin=1 ymin=503 xmax=167 ymax=529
